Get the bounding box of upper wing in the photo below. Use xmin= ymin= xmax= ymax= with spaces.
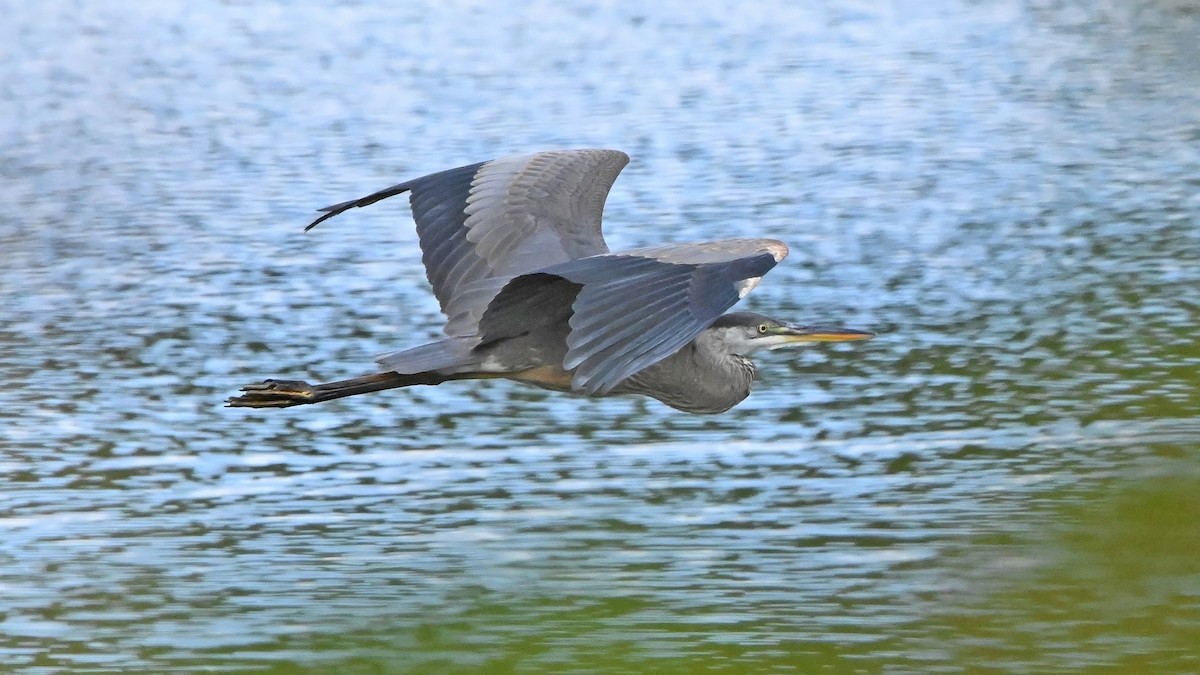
xmin=307 ymin=149 xmax=630 ymax=337
xmin=478 ymin=238 xmax=790 ymax=395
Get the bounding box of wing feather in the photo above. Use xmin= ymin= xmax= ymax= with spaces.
xmin=566 ymin=286 xmax=692 ymax=358
xmin=531 ymin=238 xmax=788 ymax=394
xmin=306 ymin=149 xmax=629 ymax=336
xmin=565 ymin=274 xmax=692 ymax=341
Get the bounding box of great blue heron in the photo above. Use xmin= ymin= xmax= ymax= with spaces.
xmin=228 ymin=149 xmax=873 ymax=414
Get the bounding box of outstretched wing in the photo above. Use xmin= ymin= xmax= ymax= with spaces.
xmin=307 ymin=149 xmax=630 ymax=337
xmin=478 ymin=238 xmax=790 ymax=395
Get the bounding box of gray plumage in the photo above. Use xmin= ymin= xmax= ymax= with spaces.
xmin=230 ymin=149 xmax=872 ymax=414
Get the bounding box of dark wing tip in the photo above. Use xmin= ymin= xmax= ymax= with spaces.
xmin=305 ymin=201 xmax=356 ymax=231
xmin=302 ymin=181 xmax=417 ymax=231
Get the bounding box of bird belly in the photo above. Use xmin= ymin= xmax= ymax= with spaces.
xmin=507 ymin=365 xmax=575 ymax=392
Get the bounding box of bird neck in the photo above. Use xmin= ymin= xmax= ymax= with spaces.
xmin=614 ymin=337 xmax=757 ymax=414
xmin=678 ymin=335 xmax=758 ymax=413
xmin=711 ymin=351 xmax=758 ymax=391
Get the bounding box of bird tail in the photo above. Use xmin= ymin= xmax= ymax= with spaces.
xmin=375 ymin=337 xmax=479 ymax=374
xmin=227 ymin=370 xmax=463 ymax=409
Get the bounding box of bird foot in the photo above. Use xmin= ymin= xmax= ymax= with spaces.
xmin=226 ymin=379 xmax=316 ymax=408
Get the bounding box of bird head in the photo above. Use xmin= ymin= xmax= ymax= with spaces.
xmin=707 ymin=311 xmax=874 ymax=356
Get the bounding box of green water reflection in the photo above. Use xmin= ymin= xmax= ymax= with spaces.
xmin=910 ymin=469 xmax=1200 ymax=673
xmin=168 ymin=457 xmax=1198 ymax=674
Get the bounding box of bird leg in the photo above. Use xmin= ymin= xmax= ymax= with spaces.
xmin=227 ymin=379 xmax=320 ymax=408
xmin=227 ymin=371 xmax=449 ymax=408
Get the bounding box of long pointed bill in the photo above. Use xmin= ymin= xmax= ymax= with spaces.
xmin=765 ymin=324 xmax=875 ymax=349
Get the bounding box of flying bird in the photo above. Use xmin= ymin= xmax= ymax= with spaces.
xmin=229 ymin=149 xmax=872 ymax=414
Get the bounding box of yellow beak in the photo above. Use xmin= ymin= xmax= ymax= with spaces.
xmin=767 ymin=324 xmax=875 ymax=348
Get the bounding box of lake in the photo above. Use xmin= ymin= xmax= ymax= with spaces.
xmin=1 ymin=0 xmax=1198 ymax=671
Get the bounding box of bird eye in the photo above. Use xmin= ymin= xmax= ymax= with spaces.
xmin=757 ymin=323 xmax=769 ymax=334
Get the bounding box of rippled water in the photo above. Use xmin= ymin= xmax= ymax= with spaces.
xmin=2 ymin=0 xmax=1199 ymax=671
